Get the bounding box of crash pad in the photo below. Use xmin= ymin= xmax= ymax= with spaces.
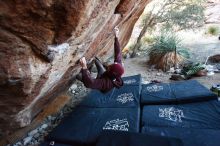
xmin=141 ymin=80 xmax=217 ymax=104
xmin=141 ymin=100 xmax=220 ymax=146
xmin=46 ymin=107 xmax=140 ymax=145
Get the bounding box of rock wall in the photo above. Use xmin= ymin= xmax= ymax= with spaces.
xmin=0 ymin=0 xmax=151 ymax=135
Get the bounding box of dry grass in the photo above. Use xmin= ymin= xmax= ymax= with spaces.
xmin=148 ymin=51 xmax=184 ymax=71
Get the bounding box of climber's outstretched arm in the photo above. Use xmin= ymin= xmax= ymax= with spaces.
xmin=113 ymin=27 xmax=122 ymax=65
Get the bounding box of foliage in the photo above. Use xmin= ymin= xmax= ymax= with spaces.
xmin=142 ymin=36 xmax=156 ymax=44
xmin=127 ymin=43 xmax=136 ymax=51
xmin=140 ymin=13 xmax=151 ymax=28
xmin=131 ymin=0 xmax=205 ymax=57
xmin=149 ymin=32 xmax=190 ymax=58
xmin=122 ymin=43 xmax=135 ymax=58
xmin=148 ymin=32 xmax=190 ymax=71
xmin=207 ymin=26 xmax=219 ymax=36
xmin=182 ymin=63 xmax=205 ymax=77
xmin=155 ymin=0 xmax=205 ymax=31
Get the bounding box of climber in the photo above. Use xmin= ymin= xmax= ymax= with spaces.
xmin=77 ymin=27 xmax=124 ymax=93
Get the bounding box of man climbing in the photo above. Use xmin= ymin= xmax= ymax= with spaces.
xmin=77 ymin=27 xmax=124 ymax=93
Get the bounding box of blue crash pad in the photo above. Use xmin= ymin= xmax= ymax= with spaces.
xmin=95 ymin=131 xmax=183 ymax=146
xmin=40 ymin=141 xmax=72 ymax=146
xmin=79 ymin=75 xmax=142 ymax=108
xmin=141 ymin=100 xmax=220 ymax=146
xmin=141 ymin=100 xmax=220 ymax=129
xmin=141 ymin=82 xmax=175 ymax=104
xmin=122 ymin=74 xmax=142 ymax=86
xmin=42 ymin=130 xmax=183 ymax=146
xmin=142 ymin=127 xmax=220 ymax=146
xmin=79 ymin=85 xmax=141 ymax=108
xmin=141 ymin=80 xmax=217 ymax=104
xmin=46 ymin=107 xmax=140 ymax=145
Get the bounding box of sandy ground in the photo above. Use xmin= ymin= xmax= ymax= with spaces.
xmin=123 ymin=55 xmax=220 ymax=89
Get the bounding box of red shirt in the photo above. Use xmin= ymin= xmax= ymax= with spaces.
xmin=81 ymin=37 xmax=123 ymax=93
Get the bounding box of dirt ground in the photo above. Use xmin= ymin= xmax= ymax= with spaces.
xmin=123 ymin=56 xmax=220 ymax=89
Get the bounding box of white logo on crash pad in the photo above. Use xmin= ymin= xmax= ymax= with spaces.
xmin=146 ymin=85 xmax=163 ymax=92
xmin=124 ymin=79 xmax=136 ymax=84
xmin=116 ymin=93 xmax=134 ymax=104
xmin=159 ymin=107 xmax=184 ymax=122
xmin=103 ymin=119 xmax=129 ymax=131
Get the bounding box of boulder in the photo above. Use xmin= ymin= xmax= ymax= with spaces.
xmin=0 ymin=0 xmax=152 ymax=136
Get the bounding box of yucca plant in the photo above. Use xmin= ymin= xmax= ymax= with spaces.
xmin=148 ymin=32 xmax=190 ymax=71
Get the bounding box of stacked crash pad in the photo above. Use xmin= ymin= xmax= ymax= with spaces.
xmin=41 ymin=75 xmax=220 ymax=146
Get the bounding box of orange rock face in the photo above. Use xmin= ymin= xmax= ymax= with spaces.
xmin=0 ymin=0 xmax=151 ymax=135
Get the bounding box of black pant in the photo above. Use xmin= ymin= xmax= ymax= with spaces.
xmin=94 ymin=57 xmax=106 ymax=78
xmin=77 ymin=58 xmax=106 ymax=81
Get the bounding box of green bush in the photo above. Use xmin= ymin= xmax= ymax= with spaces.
xmin=127 ymin=43 xmax=135 ymax=50
xmin=142 ymin=36 xmax=156 ymax=44
xmin=149 ymin=32 xmax=190 ymax=59
xmin=207 ymin=26 xmax=219 ymax=36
